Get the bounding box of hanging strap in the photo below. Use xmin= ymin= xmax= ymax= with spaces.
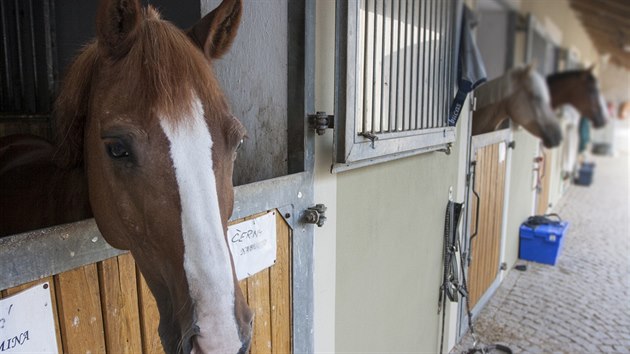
xmin=438 ymin=199 xmax=512 ymax=354
xmin=448 ymin=5 xmax=487 ymax=127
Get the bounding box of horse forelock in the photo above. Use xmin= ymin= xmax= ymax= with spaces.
xmin=54 ymin=9 xmax=229 ymax=168
xmin=126 ymin=15 xmax=228 ymax=123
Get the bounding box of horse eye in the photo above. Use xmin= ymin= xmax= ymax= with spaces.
xmin=236 ymin=138 xmax=244 ymax=151
xmin=105 ymin=141 xmax=130 ymax=159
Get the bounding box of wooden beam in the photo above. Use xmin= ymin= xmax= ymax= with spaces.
xmin=571 ymin=1 xmax=630 ymax=28
xmin=572 ymin=0 xmax=630 ymax=19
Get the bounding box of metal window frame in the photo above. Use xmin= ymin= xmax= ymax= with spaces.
xmin=524 ymin=14 xmax=558 ymax=76
xmin=333 ymin=0 xmax=462 ymax=172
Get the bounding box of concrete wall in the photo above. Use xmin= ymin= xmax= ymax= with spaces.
xmin=313 ymin=1 xmax=337 ymax=352
xmin=313 ymin=2 xmax=470 ymax=352
xmin=600 ymin=63 xmax=630 ymax=103
xmin=334 ymin=122 xmax=469 ymax=352
xmin=520 ymin=0 xmax=599 ymax=66
xmin=476 ymin=10 xmax=510 ymax=80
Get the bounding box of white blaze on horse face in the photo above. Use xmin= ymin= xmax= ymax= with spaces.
xmin=531 ymin=71 xmax=551 ymax=104
xmin=160 ymin=97 xmax=242 ymax=353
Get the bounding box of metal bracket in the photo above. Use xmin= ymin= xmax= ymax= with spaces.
xmin=303 ymin=204 xmax=327 ymax=227
xmin=508 ymin=140 xmax=516 ymax=149
xmin=437 ymin=143 xmax=452 ymax=155
xmin=308 ymin=111 xmax=334 ymax=135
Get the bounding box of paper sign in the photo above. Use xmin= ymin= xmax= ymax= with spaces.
xmin=227 ymin=212 xmax=277 ymax=280
xmin=0 ymin=282 xmax=58 ymax=353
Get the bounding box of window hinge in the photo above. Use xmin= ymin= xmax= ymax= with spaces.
xmin=308 ymin=111 xmax=334 ymax=135
xmin=303 ymin=204 xmax=327 ymax=227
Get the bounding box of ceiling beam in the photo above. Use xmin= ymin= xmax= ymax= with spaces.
xmin=570 ymin=1 xmax=630 ymax=26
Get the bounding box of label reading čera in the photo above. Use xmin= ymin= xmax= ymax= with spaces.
xmin=227 ymin=212 xmax=277 ymax=280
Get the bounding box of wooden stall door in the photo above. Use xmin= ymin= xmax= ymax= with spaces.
xmin=468 ymin=142 xmax=507 ymax=309
xmin=0 ymin=210 xmax=292 ymax=354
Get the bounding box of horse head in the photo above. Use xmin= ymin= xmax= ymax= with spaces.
xmin=54 ymin=0 xmax=252 ymax=353
xmin=547 ymin=66 xmax=608 ymax=128
xmin=508 ymin=65 xmax=562 ymax=148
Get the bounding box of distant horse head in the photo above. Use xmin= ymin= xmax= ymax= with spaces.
xmin=54 ymin=0 xmax=252 ymax=352
xmin=473 ymin=65 xmax=562 ymax=148
xmin=547 ymin=66 xmax=608 ymax=128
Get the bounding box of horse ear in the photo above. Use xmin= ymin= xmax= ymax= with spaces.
xmin=187 ymin=0 xmax=242 ymax=59
xmin=526 ymin=61 xmax=537 ymax=74
xmin=586 ymin=64 xmax=596 ymax=73
xmin=96 ymin=0 xmax=142 ymax=58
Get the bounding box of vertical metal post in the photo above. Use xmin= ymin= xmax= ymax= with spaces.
xmin=28 ymin=0 xmax=38 ymax=109
xmin=370 ymin=0 xmax=377 ymax=134
xmin=379 ymin=0 xmax=386 ymax=133
xmin=388 ymin=0 xmax=395 ymax=133
xmin=13 ymin=0 xmax=25 ymax=111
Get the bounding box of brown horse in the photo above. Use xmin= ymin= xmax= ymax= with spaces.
xmin=472 ymin=65 xmax=562 ymax=148
xmin=547 ymin=67 xmax=608 ymax=128
xmin=2 ymin=0 xmax=253 ymax=353
xmin=0 ymin=134 xmax=91 ymax=236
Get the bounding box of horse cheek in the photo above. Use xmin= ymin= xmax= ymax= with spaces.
xmin=85 ymin=150 xmax=133 ymax=250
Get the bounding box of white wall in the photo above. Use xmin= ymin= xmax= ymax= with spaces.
xmin=313 ymin=1 xmax=471 ymax=352
xmin=313 ymin=1 xmax=337 ymax=352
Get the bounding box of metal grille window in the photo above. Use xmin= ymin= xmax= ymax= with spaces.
xmin=335 ymin=0 xmax=461 ymax=170
xmin=0 ymin=0 xmax=56 ymax=115
xmin=525 ymin=15 xmax=558 ymax=76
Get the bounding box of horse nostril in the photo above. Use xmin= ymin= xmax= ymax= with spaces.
xmin=238 ymin=335 xmax=252 ymax=354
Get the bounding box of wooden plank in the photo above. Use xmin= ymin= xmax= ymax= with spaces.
xmin=270 ymin=211 xmax=292 ymax=354
xmin=137 ymin=269 xmax=165 ymax=354
xmin=469 ymin=143 xmax=508 ymax=309
xmin=55 ymin=264 xmax=106 ymax=354
xmin=2 ymin=278 xmax=62 ymax=353
xmin=98 ymin=254 xmax=143 ymax=353
xmin=248 ymin=267 xmax=272 ymax=354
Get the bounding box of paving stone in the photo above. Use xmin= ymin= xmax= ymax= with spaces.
xmin=450 ymin=121 xmax=630 ymax=354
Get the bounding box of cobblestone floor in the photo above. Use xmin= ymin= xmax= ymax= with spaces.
xmin=451 ymin=120 xmax=630 ymax=354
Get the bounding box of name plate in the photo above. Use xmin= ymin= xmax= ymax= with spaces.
xmin=0 ymin=282 xmax=58 ymax=353
xmin=228 ymin=212 xmax=277 ymax=280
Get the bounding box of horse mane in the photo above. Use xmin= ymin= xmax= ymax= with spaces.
xmin=54 ymin=6 xmax=228 ymax=168
xmin=474 ymin=67 xmax=519 ymax=110
xmin=547 ymin=69 xmax=592 ymax=85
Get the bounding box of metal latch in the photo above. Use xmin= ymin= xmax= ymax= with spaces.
xmin=359 ymin=131 xmax=378 ymax=149
xmin=508 ymin=140 xmax=516 ymax=149
xmin=303 ymin=204 xmax=327 ymax=227
xmin=308 ymin=112 xmax=334 ymax=135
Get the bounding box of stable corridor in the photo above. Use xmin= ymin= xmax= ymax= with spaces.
xmin=452 ymin=119 xmax=630 ymax=353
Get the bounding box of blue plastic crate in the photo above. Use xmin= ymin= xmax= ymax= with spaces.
xmin=519 ymin=221 xmax=569 ymax=265
xmin=574 ymin=162 xmax=595 ymax=186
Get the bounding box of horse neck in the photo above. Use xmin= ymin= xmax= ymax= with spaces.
xmin=472 ymin=98 xmax=510 ymax=135
xmin=472 ymin=73 xmax=515 ymax=135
